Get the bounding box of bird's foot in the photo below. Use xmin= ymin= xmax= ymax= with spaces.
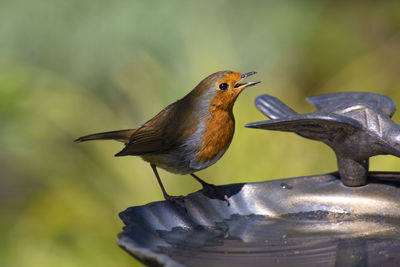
xmin=201 ymin=183 xmax=230 ymax=207
xmin=164 ymin=194 xmax=186 ymax=209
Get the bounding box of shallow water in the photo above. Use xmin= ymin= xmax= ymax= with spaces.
xmin=157 ymin=212 xmax=400 ymax=267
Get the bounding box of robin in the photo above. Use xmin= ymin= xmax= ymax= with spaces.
xmin=75 ymin=71 xmax=260 ymax=205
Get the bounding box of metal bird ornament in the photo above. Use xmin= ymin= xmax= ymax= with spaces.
xmin=246 ymin=92 xmax=400 ymax=186
xmin=76 ymin=71 xmax=260 ymax=205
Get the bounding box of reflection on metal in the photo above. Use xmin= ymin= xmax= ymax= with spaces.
xmin=246 ymin=92 xmax=400 ymax=186
xmin=118 ymin=173 xmax=400 ymax=267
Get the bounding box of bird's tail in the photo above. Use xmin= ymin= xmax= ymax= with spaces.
xmin=74 ymin=129 xmax=135 ymax=144
xmin=255 ymin=94 xmax=298 ymax=119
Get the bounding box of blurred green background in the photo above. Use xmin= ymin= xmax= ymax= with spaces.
xmin=2 ymin=1 xmax=400 ymax=266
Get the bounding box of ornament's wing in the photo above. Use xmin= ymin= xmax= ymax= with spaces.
xmin=254 ymin=94 xmax=297 ymax=119
xmin=307 ymin=92 xmax=396 ymax=118
xmin=245 ymin=113 xmax=362 ymax=141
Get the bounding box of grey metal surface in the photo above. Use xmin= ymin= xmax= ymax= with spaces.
xmin=245 ymin=92 xmax=400 ymax=187
xmin=118 ymin=172 xmax=400 ymax=267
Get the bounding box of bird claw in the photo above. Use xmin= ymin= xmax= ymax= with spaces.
xmin=202 ymin=183 xmax=230 ymax=207
xmin=223 ymin=194 xmax=230 ymax=207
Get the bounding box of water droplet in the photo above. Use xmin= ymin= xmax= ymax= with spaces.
xmin=294 ymin=250 xmax=300 ymax=255
xmin=280 ymin=183 xmax=293 ymax=189
xmin=282 ymin=234 xmax=287 ymax=239
xmin=264 ymin=240 xmax=269 ymax=243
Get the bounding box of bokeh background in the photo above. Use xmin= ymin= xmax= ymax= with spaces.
xmin=2 ymin=1 xmax=400 ymax=266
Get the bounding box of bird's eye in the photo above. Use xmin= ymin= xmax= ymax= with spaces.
xmin=219 ymin=83 xmax=229 ymax=91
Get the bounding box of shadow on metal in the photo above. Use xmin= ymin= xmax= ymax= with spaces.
xmin=118 ymin=172 xmax=400 ymax=267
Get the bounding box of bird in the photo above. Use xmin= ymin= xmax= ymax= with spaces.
xmin=75 ymin=70 xmax=260 ymax=205
xmin=245 ymin=92 xmax=400 ymax=187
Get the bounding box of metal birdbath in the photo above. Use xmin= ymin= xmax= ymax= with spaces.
xmin=118 ymin=92 xmax=400 ymax=267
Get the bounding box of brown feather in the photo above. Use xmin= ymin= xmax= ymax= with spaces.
xmin=115 ymin=97 xmax=199 ymax=156
xmin=74 ymin=129 xmax=135 ymax=143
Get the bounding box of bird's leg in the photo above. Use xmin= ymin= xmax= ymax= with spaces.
xmin=150 ymin=164 xmax=185 ymax=206
xmin=190 ymin=173 xmax=215 ymax=188
xmin=190 ymin=173 xmax=230 ymax=206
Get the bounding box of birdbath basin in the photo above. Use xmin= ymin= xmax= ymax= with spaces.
xmin=118 ymin=173 xmax=400 ymax=267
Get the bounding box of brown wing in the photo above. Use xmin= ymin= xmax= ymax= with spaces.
xmin=115 ymin=98 xmax=198 ymax=156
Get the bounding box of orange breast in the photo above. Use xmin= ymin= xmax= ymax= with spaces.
xmin=196 ymin=107 xmax=235 ymax=163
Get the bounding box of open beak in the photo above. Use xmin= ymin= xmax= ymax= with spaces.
xmin=234 ymin=71 xmax=261 ymax=89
